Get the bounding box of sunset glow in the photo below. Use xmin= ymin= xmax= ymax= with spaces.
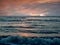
xmin=30 ymin=13 xmax=38 ymax=16
xmin=0 ymin=0 xmax=60 ymax=16
xmin=30 ymin=13 xmax=46 ymax=16
xmin=40 ymin=14 xmax=45 ymax=16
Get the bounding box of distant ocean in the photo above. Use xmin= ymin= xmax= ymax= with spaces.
xmin=0 ymin=16 xmax=60 ymax=37
xmin=0 ymin=16 xmax=60 ymax=45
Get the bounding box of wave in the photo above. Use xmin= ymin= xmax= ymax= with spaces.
xmin=0 ymin=35 xmax=60 ymax=45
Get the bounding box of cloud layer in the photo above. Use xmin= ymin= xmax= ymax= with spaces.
xmin=0 ymin=0 xmax=60 ymax=16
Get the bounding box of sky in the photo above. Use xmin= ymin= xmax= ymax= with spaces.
xmin=0 ymin=0 xmax=60 ymax=16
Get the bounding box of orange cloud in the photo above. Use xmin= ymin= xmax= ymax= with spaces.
xmin=0 ymin=0 xmax=60 ymax=16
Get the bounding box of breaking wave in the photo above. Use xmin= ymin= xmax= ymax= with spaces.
xmin=0 ymin=36 xmax=60 ymax=45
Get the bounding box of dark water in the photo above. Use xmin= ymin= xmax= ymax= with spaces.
xmin=0 ymin=16 xmax=60 ymax=37
xmin=0 ymin=36 xmax=60 ymax=45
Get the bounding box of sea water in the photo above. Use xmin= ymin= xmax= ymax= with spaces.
xmin=0 ymin=16 xmax=60 ymax=37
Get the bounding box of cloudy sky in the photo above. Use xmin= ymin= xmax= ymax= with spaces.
xmin=0 ymin=0 xmax=60 ymax=16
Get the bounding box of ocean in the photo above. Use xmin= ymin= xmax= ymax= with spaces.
xmin=0 ymin=16 xmax=60 ymax=45
xmin=0 ymin=16 xmax=60 ymax=37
